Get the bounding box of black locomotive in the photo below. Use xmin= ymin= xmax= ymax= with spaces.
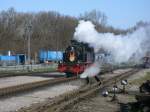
xmin=58 ymin=40 xmax=95 ymax=77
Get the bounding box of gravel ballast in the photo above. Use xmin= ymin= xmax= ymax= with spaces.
xmin=0 ymin=76 xmax=53 ymax=89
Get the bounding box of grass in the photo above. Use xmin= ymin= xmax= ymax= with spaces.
xmin=0 ymin=64 xmax=57 ymax=77
xmin=32 ymin=67 xmax=57 ymax=72
xmin=130 ymin=72 xmax=150 ymax=85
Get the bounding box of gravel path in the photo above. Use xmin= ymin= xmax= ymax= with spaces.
xmin=66 ymin=95 xmax=120 ymax=112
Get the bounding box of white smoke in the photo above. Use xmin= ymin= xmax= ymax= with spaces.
xmin=75 ymin=20 xmax=150 ymax=78
xmin=74 ymin=20 xmax=150 ymax=63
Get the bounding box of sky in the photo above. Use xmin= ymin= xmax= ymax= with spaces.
xmin=0 ymin=0 xmax=150 ymax=29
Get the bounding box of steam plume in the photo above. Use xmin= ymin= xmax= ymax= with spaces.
xmin=74 ymin=20 xmax=150 ymax=78
xmin=74 ymin=20 xmax=150 ymax=63
xmin=80 ymin=62 xmax=101 ymax=78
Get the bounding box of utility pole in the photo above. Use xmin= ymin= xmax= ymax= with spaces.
xmin=25 ymin=21 xmax=32 ymax=64
xmin=56 ymin=26 xmax=59 ymax=62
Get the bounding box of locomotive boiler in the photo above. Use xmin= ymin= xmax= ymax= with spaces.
xmin=58 ymin=40 xmax=95 ymax=77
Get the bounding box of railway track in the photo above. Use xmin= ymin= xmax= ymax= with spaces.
xmin=0 ymin=70 xmax=61 ymax=78
xmin=18 ymin=68 xmax=140 ymax=112
xmin=0 ymin=76 xmax=77 ymax=97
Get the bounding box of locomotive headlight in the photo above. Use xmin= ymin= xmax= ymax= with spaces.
xmin=69 ymin=52 xmax=75 ymax=62
xmin=59 ymin=61 xmax=62 ymax=64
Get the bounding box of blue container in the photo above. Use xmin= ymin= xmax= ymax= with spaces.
xmin=47 ymin=51 xmax=63 ymax=61
xmin=16 ymin=54 xmax=26 ymax=64
xmin=39 ymin=50 xmax=63 ymax=62
xmin=0 ymin=55 xmax=16 ymax=61
xmin=39 ymin=50 xmax=47 ymax=62
xmin=57 ymin=51 xmax=63 ymax=60
xmin=0 ymin=55 xmax=17 ymax=66
xmin=47 ymin=51 xmax=53 ymax=60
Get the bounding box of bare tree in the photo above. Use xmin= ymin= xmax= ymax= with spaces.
xmin=0 ymin=8 xmax=129 ymax=58
xmin=79 ymin=9 xmax=107 ymax=26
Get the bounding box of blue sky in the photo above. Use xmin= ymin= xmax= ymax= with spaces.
xmin=0 ymin=0 xmax=150 ymax=29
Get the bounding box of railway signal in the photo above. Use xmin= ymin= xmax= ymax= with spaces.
xmin=121 ymin=79 xmax=128 ymax=93
xmin=102 ymin=90 xmax=109 ymax=97
xmin=111 ymin=81 xmax=118 ymax=101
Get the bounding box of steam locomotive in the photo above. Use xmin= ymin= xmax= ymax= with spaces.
xmin=58 ymin=40 xmax=95 ymax=77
